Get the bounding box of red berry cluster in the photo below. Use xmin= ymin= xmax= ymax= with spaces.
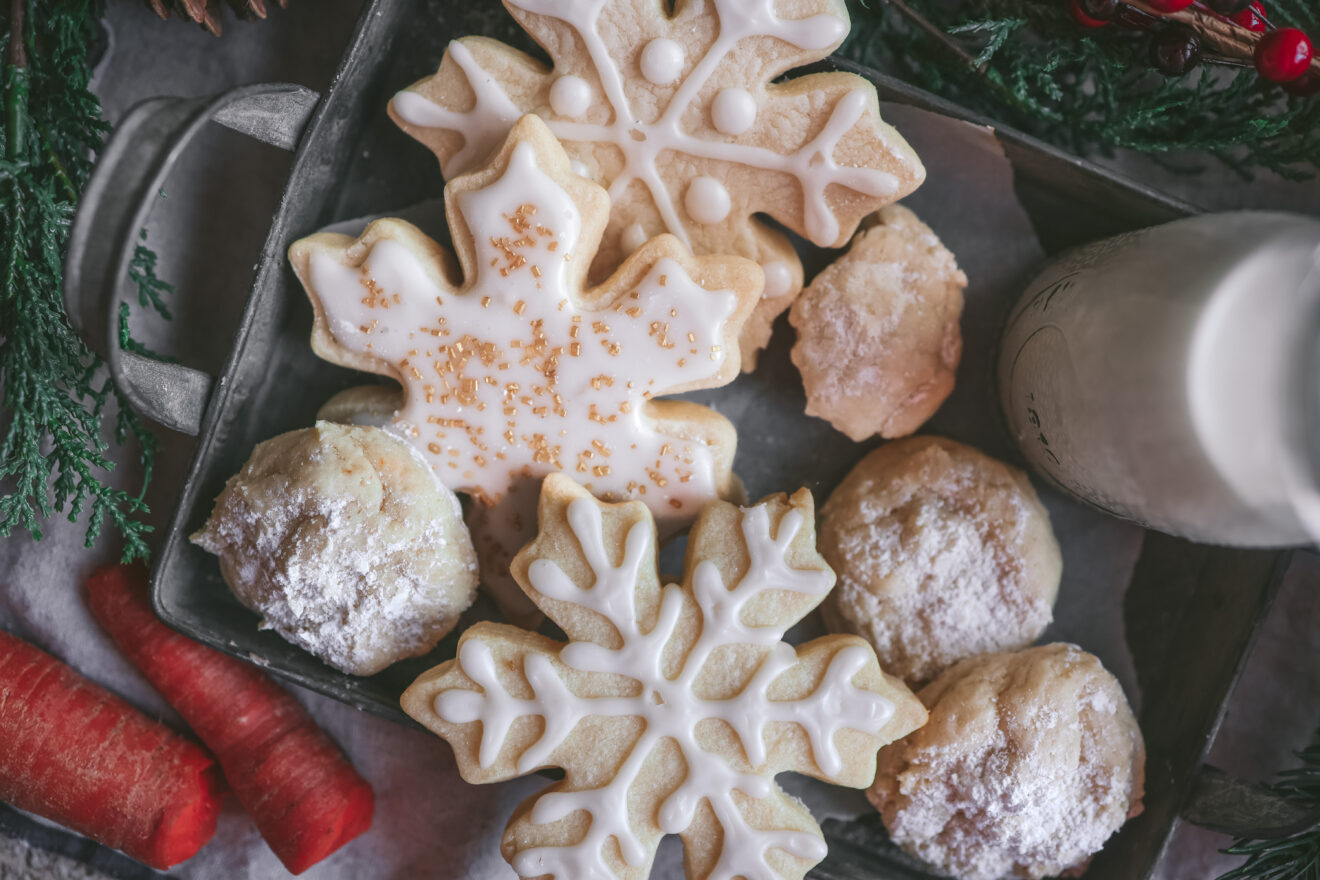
xmin=1068 ymin=0 xmax=1318 ymax=93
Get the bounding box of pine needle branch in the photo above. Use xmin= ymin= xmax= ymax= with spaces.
xmin=1 ymin=0 xmax=166 ymax=561
xmin=841 ymin=0 xmax=1320 ymax=180
xmin=1217 ymin=731 xmax=1320 ymax=880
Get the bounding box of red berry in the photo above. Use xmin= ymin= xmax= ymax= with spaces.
xmin=1150 ymin=27 xmax=1203 ymax=76
xmin=1231 ymin=2 xmax=1268 ymax=33
xmin=1255 ymin=27 xmax=1314 ymax=82
xmin=1070 ymin=0 xmax=1111 ymax=27
xmin=1147 ymin=0 xmax=1195 ymax=11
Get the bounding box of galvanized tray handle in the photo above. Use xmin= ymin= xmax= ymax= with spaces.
xmin=64 ymin=83 xmax=320 ymax=435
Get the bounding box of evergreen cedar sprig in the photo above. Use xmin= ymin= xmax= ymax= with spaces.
xmin=1 ymin=0 xmax=164 ymax=561
xmin=842 ymin=0 xmax=1320 ymax=181
xmin=1217 ymin=730 xmax=1320 ymax=880
xmin=120 ymin=239 xmax=177 ymax=362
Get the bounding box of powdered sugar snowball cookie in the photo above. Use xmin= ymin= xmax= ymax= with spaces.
xmin=790 ymin=204 xmax=966 ymax=441
xmin=870 ymin=644 xmax=1145 ymax=880
xmin=403 ymin=474 xmax=927 ymax=880
xmin=820 ymin=436 xmax=1061 ymax=687
xmin=190 ymin=421 xmax=479 ymax=677
xmin=289 ymin=115 xmax=759 ymax=628
xmin=387 ymin=0 xmax=926 ymax=372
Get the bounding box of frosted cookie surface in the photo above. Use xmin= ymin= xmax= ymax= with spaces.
xmin=289 ymin=115 xmax=758 ymax=623
xmin=388 ymin=0 xmax=926 ymax=369
xmin=402 ymin=474 xmax=927 ymax=880
xmin=192 ymin=421 xmax=478 ymax=676
xmin=870 ymin=643 xmax=1145 ymax=880
xmin=821 ymin=436 xmax=1060 ymax=686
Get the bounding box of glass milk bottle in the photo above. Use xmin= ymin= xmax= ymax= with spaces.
xmin=998 ymin=211 xmax=1320 ymax=547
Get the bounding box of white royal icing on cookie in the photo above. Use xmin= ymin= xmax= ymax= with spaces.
xmin=394 ymin=0 xmax=899 ymax=247
xmin=711 ymin=86 xmax=757 ymax=135
xmin=393 ymin=40 xmax=521 ymax=178
xmin=306 ymin=140 xmax=740 ymax=536
xmin=434 ymin=493 xmax=896 ymax=879
xmin=639 ymin=36 xmax=685 ymax=85
xmin=684 ymin=176 xmax=731 ymax=225
xmin=549 ymin=74 xmax=591 ymax=118
xmin=570 ymin=158 xmax=590 ymax=178
xmin=761 ymin=260 xmax=792 ymax=300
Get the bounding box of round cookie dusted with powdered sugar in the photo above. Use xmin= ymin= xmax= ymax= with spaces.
xmin=820 ymin=436 xmax=1061 ymax=687
xmin=191 ymin=421 xmax=479 ymax=676
xmin=791 ymin=204 xmax=966 ymax=441
xmin=402 ymin=474 xmax=927 ymax=880
xmin=387 ymin=0 xmax=926 ymax=370
xmin=870 ymin=643 xmax=1145 ymax=880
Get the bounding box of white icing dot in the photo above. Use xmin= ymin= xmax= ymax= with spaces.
xmin=761 ymin=261 xmax=792 ymax=299
xmin=684 ymin=177 xmax=731 ymax=225
xmin=570 ymin=159 xmax=590 ymax=178
xmin=711 ymin=88 xmax=756 ymax=135
xmin=639 ymin=37 xmax=684 ymax=85
xmin=549 ymin=75 xmax=591 ymax=119
xmin=622 ymin=223 xmax=648 ymax=254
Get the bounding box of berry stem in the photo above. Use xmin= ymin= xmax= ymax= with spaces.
xmin=883 ymin=0 xmax=989 ymax=73
xmin=1127 ymin=0 xmax=1320 ymax=77
xmin=1191 ymin=1 xmax=1236 ymax=26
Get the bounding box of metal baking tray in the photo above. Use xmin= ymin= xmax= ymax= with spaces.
xmin=62 ymin=1 xmax=1300 ymax=878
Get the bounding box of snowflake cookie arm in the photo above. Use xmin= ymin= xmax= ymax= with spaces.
xmin=389 ymin=37 xmax=547 ymax=182
xmin=289 ymin=218 xmax=462 ymax=381
xmin=682 ymin=488 xmax=834 ymax=637
xmin=510 ymin=473 xmax=671 ymax=652
xmin=758 ymin=635 xmax=928 ymax=784
xmin=676 ymin=782 xmax=827 ymax=880
xmin=681 ymin=491 xmax=926 ymax=779
xmin=401 ymin=621 xmax=642 ymax=785
xmin=642 ymin=400 xmax=744 ymax=512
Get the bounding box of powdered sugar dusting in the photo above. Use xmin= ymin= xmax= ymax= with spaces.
xmin=822 ymin=438 xmax=1059 ymax=686
xmin=835 ymin=491 xmax=1045 ymax=682
xmin=872 ymin=644 xmax=1143 ymax=880
xmin=193 ymin=423 xmax=479 ymax=676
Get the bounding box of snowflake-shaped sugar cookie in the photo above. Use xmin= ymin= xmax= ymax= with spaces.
xmin=389 ymin=0 xmax=926 ymax=370
xmin=289 ymin=115 xmax=759 ymax=621
xmin=403 ymin=474 xmax=927 ymax=880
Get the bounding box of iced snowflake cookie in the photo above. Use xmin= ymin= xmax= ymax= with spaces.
xmin=191 ymin=422 xmax=479 ymax=676
xmin=790 ymin=205 xmax=966 ymax=441
xmin=402 ymin=473 xmax=926 ymax=880
xmin=289 ymin=115 xmax=759 ymax=624
xmin=820 ymin=436 xmax=1061 ymax=687
xmin=870 ymin=644 xmax=1145 ymax=880
xmin=388 ymin=0 xmax=926 ymax=371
